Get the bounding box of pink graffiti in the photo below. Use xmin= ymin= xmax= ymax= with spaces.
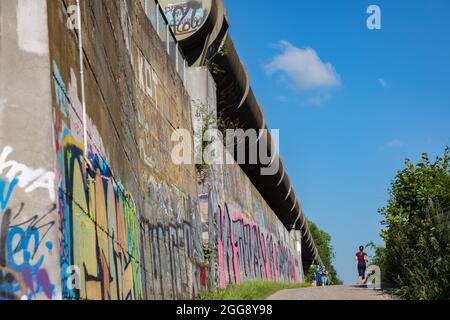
xmin=215 ymin=203 xmax=300 ymax=288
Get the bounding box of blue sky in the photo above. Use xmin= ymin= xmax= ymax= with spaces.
xmin=224 ymin=0 xmax=450 ymax=284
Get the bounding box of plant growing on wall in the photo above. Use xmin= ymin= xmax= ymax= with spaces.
xmin=193 ymin=101 xmax=245 ymax=183
xmin=202 ymin=243 xmax=216 ymax=264
xmin=206 ymin=46 xmax=228 ymax=76
xmin=193 ymin=101 xmax=220 ymax=183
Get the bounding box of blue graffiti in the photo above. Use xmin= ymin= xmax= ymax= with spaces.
xmin=2 ymin=226 xmax=53 ymax=299
xmin=0 ymin=178 xmax=18 ymax=211
xmin=6 ymin=226 xmax=45 ymax=273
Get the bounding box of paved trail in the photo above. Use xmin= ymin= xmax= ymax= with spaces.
xmin=267 ymin=285 xmax=399 ymax=300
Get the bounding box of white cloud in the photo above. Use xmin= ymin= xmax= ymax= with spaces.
xmin=265 ymin=41 xmax=341 ymax=92
xmin=378 ymin=78 xmax=388 ymax=88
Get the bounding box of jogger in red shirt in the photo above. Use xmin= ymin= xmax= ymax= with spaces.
xmin=355 ymin=245 xmax=368 ymax=285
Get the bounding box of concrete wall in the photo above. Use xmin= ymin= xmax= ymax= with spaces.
xmin=48 ymin=0 xmax=205 ymax=300
xmin=0 ymin=0 xmax=304 ymax=300
xmin=1 ymin=0 xmax=204 ymax=300
xmin=187 ymin=67 xmax=304 ymax=289
xmin=0 ymin=0 xmax=59 ymax=300
xmin=206 ymin=161 xmax=304 ymax=289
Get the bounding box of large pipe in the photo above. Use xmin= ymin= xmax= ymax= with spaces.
xmin=163 ymin=0 xmax=320 ymax=265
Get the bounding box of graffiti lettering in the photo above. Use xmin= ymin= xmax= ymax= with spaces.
xmin=210 ymin=189 xmax=301 ymax=288
xmin=0 ymin=179 xmax=17 ymax=211
xmin=0 ymin=146 xmax=55 ymax=202
xmin=164 ymin=0 xmax=206 ymax=35
xmin=58 ymin=137 xmax=141 ymax=300
xmin=0 ymin=205 xmax=56 ymax=300
xmin=52 ymin=55 xmax=205 ymax=299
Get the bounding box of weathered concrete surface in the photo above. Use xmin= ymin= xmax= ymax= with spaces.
xmin=0 ymin=0 xmax=58 ymax=300
xmin=48 ymin=0 xmax=203 ymax=300
xmin=267 ymin=285 xmax=400 ymax=301
xmin=1 ymin=0 xmax=308 ymax=300
xmin=187 ymin=67 xmax=304 ymax=290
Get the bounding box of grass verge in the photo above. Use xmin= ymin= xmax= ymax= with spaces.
xmin=197 ymin=281 xmax=311 ymax=300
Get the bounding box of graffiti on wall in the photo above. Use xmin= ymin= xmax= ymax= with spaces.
xmin=52 ymin=57 xmax=205 ymax=299
xmin=208 ymin=187 xmax=301 ymax=289
xmin=0 ymin=205 xmax=57 ymax=300
xmin=163 ymin=0 xmax=209 ymax=36
xmin=0 ymin=146 xmax=57 ymax=300
xmin=52 ymin=55 xmax=143 ymax=299
xmin=56 ymin=134 xmax=142 ymax=300
xmin=55 ymin=132 xmax=205 ymax=300
xmin=139 ymin=217 xmax=204 ymax=299
xmin=0 ymin=146 xmax=55 ymax=203
xmin=140 ymin=178 xmax=205 ymax=299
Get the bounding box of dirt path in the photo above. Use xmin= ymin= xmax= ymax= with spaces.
xmin=267 ymin=285 xmax=399 ymax=300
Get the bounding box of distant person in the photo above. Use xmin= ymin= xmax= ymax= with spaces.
xmin=321 ymin=267 xmax=329 ymax=286
xmin=315 ymin=265 xmax=322 ymax=286
xmin=355 ymin=245 xmax=368 ymax=285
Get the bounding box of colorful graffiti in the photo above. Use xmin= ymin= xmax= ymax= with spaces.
xmin=208 ymin=188 xmax=301 ymax=289
xmin=52 ymin=56 xmax=205 ymax=299
xmin=53 ymin=54 xmax=142 ymax=299
xmin=54 ymin=131 xmax=206 ymax=300
xmin=2 ymin=0 xmax=306 ymax=301
xmin=56 ymin=134 xmax=142 ymax=300
xmin=0 ymin=146 xmax=57 ymax=300
xmin=163 ymin=0 xmax=209 ymax=36
xmin=140 ymin=179 xmax=205 ymax=299
xmin=0 ymin=205 xmax=56 ymax=300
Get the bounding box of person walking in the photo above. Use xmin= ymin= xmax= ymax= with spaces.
xmin=355 ymin=245 xmax=368 ymax=285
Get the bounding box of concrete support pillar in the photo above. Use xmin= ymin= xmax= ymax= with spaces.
xmin=0 ymin=0 xmax=60 ymax=300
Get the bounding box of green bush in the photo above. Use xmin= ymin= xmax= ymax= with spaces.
xmin=377 ymin=148 xmax=450 ymax=299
